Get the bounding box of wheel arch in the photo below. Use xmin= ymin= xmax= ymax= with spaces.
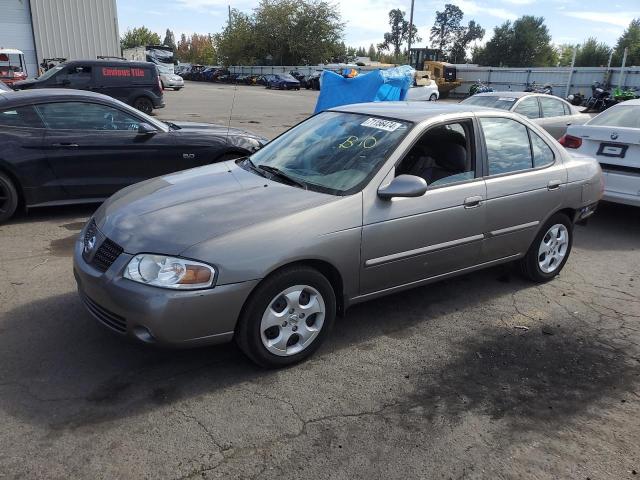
xmin=0 ymin=161 xmax=26 ymax=210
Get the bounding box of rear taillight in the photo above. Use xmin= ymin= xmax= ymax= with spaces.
xmin=558 ymin=134 xmax=582 ymax=149
xmin=158 ymin=75 xmax=163 ymax=91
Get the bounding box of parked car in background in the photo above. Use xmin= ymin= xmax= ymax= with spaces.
xmin=73 ymin=102 xmax=601 ymax=367
xmin=12 ymin=60 xmax=164 ymax=114
xmin=0 ymin=48 xmax=28 ymax=86
xmin=406 ymin=82 xmax=439 ymax=101
xmin=157 ymin=65 xmax=184 ymax=91
xmin=561 ymin=99 xmax=639 ymax=206
xmin=305 ymin=71 xmax=322 ymax=90
xmin=257 ymin=74 xmax=276 ymax=86
xmin=460 ymin=92 xmax=590 ymax=139
xmin=267 ymin=74 xmax=300 ymax=90
xmin=0 ymin=89 xmax=267 ymax=223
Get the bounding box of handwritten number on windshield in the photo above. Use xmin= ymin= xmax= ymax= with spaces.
xmin=338 ymin=135 xmax=378 ymax=150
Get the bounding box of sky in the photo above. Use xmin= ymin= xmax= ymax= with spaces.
xmin=117 ymin=0 xmax=640 ymax=52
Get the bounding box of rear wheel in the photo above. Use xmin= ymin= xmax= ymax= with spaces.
xmin=235 ymin=266 xmax=336 ymax=368
xmin=519 ymin=213 xmax=573 ymax=282
xmin=429 ymin=93 xmax=438 ymax=101
xmin=133 ymin=97 xmax=153 ymax=115
xmin=0 ymin=172 xmax=19 ymax=224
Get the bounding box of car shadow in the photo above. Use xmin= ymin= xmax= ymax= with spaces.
xmin=6 ymin=204 xmax=97 ymax=226
xmin=1 ymin=263 xmax=637 ymax=434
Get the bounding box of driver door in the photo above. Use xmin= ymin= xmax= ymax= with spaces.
xmin=359 ymin=118 xmax=487 ymax=295
xmin=36 ymin=101 xmax=183 ymax=199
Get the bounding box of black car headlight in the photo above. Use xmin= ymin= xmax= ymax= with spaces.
xmin=124 ymin=254 xmax=216 ymax=290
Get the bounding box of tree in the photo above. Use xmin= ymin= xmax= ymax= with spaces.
xmin=430 ymin=4 xmax=464 ymax=59
xmin=176 ymin=33 xmax=217 ymax=65
xmin=613 ymin=18 xmax=640 ymax=66
xmin=120 ymin=26 xmax=161 ymax=51
xmin=378 ymin=9 xmax=421 ymax=57
xmin=450 ymin=20 xmax=484 ymax=63
xmin=473 ymin=16 xmax=556 ymax=67
xmin=557 ymin=43 xmax=577 ymax=66
xmin=575 ymin=38 xmax=611 ymax=67
xmin=215 ymin=9 xmax=257 ymax=65
xmin=367 ymin=44 xmax=377 ymax=61
xmin=163 ymin=29 xmax=177 ymax=53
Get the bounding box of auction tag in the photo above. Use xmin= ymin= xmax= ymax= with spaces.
xmin=498 ymin=97 xmax=516 ymax=102
xmin=361 ymin=118 xmax=402 ymax=132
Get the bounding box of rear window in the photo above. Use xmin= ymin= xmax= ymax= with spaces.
xmin=461 ymin=95 xmax=517 ymax=111
xmin=587 ymin=105 xmax=640 ymax=129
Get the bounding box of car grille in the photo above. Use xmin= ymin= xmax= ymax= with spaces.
xmin=83 ymin=220 xmax=124 ymax=272
xmin=81 ymin=293 xmax=127 ymax=333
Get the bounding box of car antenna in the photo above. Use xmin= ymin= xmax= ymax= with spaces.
xmin=225 ymin=76 xmax=238 ymax=152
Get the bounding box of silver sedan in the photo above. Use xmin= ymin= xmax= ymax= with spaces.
xmin=74 ymin=102 xmax=602 ymax=367
xmin=461 ymin=91 xmax=591 ymax=139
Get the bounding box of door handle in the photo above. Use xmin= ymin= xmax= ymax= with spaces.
xmin=464 ymin=196 xmax=483 ymax=208
xmin=51 ymin=143 xmax=79 ymax=148
xmin=547 ymin=180 xmax=562 ymax=191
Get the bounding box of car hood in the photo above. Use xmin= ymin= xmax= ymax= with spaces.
xmin=93 ymin=161 xmax=339 ymax=256
xmin=11 ymin=79 xmax=37 ymax=89
xmin=171 ymin=121 xmax=261 ymax=138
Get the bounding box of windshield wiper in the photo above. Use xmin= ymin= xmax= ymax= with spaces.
xmin=239 ymin=157 xmax=267 ymax=177
xmin=257 ymin=165 xmax=307 ymax=189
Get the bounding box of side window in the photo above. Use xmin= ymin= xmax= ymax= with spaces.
xmin=530 ymin=129 xmax=555 ymax=167
xmin=513 ymin=97 xmax=540 ymax=119
xmin=66 ymin=65 xmax=92 ymax=87
xmin=0 ymin=106 xmax=44 ymax=128
xmin=36 ymin=102 xmax=142 ymax=131
xmin=396 ymin=120 xmax=475 ymax=187
xmin=540 ymin=97 xmax=566 ymax=118
xmin=480 ymin=117 xmax=532 ymax=175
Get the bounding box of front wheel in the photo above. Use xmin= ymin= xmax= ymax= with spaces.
xmin=519 ymin=213 xmax=573 ymax=282
xmin=0 ymin=172 xmax=18 ymax=223
xmin=133 ymin=97 xmax=153 ymax=115
xmin=235 ymin=266 xmax=336 ymax=368
xmin=429 ymin=93 xmax=438 ymax=101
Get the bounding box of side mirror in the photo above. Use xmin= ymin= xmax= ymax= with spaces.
xmin=137 ymin=122 xmax=157 ymax=135
xmin=378 ymin=174 xmax=428 ymax=200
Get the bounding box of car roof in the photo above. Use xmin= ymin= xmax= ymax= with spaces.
xmin=0 ymin=88 xmax=115 ymax=107
xmin=330 ymin=101 xmax=494 ymax=122
xmin=64 ymin=59 xmax=155 ymax=68
xmin=613 ymin=99 xmax=640 ymax=106
xmin=471 ymin=91 xmax=534 ymax=98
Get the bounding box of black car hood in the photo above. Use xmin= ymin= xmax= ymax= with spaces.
xmin=11 ymin=79 xmax=37 ymax=89
xmin=94 ymin=161 xmax=337 ymax=256
xmin=171 ymin=121 xmax=258 ymax=138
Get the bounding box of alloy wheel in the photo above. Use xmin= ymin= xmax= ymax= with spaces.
xmin=538 ymin=224 xmax=569 ymax=274
xmin=260 ymin=285 xmax=326 ymax=357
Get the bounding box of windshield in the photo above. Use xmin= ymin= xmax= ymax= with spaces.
xmin=245 ymin=111 xmax=411 ymax=195
xmin=460 ymin=95 xmax=517 ymax=110
xmin=37 ymin=65 xmax=64 ymax=81
xmin=588 ymin=105 xmax=640 ymax=129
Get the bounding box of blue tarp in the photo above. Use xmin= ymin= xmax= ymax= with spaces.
xmin=313 ymin=65 xmax=415 ymax=113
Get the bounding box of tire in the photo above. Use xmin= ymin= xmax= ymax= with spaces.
xmin=429 ymin=93 xmax=438 ymax=101
xmin=235 ymin=266 xmax=337 ymax=368
xmin=519 ymin=213 xmax=573 ymax=282
xmin=0 ymin=171 xmax=19 ymax=224
xmin=173 ymin=87 xmax=182 ymax=91
xmin=133 ymin=97 xmax=153 ymax=115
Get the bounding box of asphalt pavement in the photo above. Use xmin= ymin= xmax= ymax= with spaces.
xmin=0 ymin=82 xmax=638 ymax=479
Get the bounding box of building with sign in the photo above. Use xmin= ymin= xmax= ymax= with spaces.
xmin=1 ymin=0 xmax=120 ymax=78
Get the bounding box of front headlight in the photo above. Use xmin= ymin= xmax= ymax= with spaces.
xmin=124 ymin=254 xmax=216 ymax=290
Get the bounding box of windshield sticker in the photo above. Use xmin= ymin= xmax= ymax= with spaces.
xmin=361 ymin=118 xmax=402 ymax=132
xmin=498 ymin=97 xmax=516 ymax=102
xmin=339 ymin=135 xmax=378 ymax=149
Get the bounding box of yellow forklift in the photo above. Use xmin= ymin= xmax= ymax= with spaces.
xmin=409 ymin=48 xmax=462 ymax=98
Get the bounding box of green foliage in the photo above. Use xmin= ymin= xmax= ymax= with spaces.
xmin=473 ymin=16 xmax=557 ymax=67
xmin=613 ymin=18 xmax=640 ymax=66
xmin=378 ymin=9 xmax=421 ymax=57
xmin=450 ymin=20 xmax=485 ymax=63
xmin=163 ymin=29 xmax=177 ymax=54
xmin=216 ymin=0 xmax=344 ymax=66
xmin=120 ymin=26 xmax=161 ymax=50
xmin=176 ymin=33 xmax=217 ymax=65
xmin=430 ymin=4 xmax=463 ymax=58
xmin=576 ymin=38 xmax=612 ymax=67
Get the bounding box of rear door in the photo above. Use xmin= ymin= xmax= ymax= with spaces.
xmin=537 ymin=96 xmax=572 ymax=139
xmin=479 ymin=116 xmax=566 ymax=261
xmin=36 ymin=101 xmax=188 ymax=199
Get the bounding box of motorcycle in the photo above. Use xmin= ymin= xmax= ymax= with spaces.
xmin=525 ymin=81 xmax=553 ymax=95
xmin=566 ymin=92 xmax=585 ymax=106
xmin=584 ymin=82 xmax=612 ymax=112
xmin=469 ymin=80 xmax=493 ymax=95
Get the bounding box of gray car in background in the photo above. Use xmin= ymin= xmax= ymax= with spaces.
xmin=461 ymin=91 xmax=591 ymax=139
xmin=74 ymin=102 xmax=602 ymax=367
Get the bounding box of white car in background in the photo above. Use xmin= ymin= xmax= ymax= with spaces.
xmin=405 ymin=80 xmax=439 ymax=102
xmin=561 ymin=99 xmax=640 ymax=207
xmin=158 ymin=64 xmax=184 ymax=91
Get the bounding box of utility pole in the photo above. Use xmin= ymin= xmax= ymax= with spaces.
xmin=565 ymin=47 xmax=577 ymax=98
xmin=228 ymin=5 xmax=232 ymax=26
xmin=407 ymin=0 xmax=415 ymax=63
xmin=619 ymin=47 xmax=628 ymax=89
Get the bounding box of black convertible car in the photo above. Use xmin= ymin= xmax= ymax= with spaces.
xmin=0 ymin=89 xmax=267 ymax=222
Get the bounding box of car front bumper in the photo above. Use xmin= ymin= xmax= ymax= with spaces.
xmin=163 ymin=77 xmax=185 ymax=88
xmin=73 ymin=237 xmax=258 ymax=347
